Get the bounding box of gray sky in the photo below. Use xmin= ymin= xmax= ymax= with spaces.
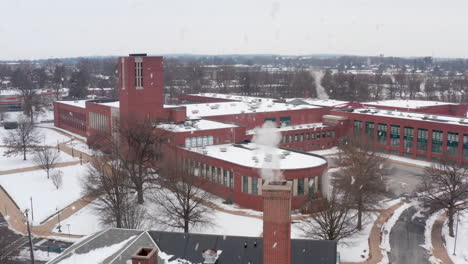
xmin=1 ymin=0 xmax=468 ymax=60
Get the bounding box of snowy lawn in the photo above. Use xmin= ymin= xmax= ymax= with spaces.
xmin=65 ymin=140 xmax=97 ymax=156
xmin=336 ymin=212 xmax=378 ymax=262
xmin=0 ymin=164 xmax=89 ymax=224
xmin=54 ymin=203 xmax=105 ymax=236
xmin=0 ymin=126 xmax=71 ymax=147
xmin=17 ymin=248 xmax=59 ymax=262
xmin=443 ymin=212 xmax=468 ymax=264
xmin=0 ymin=147 xmax=78 ymax=171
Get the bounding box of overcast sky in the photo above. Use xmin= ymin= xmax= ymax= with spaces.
xmin=1 ymin=0 xmax=468 ymax=60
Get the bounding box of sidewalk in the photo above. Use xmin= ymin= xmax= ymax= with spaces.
xmin=431 ymin=213 xmax=454 ymax=264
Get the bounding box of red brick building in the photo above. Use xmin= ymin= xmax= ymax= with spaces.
xmin=53 ymin=54 xmax=468 ymax=211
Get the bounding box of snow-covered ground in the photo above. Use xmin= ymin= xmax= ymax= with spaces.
xmin=443 ymin=212 xmax=468 ymax=264
xmin=65 ymin=140 xmax=96 ymax=156
xmin=308 ymin=147 xmax=340 ymax=156
xmin=54 ymin=203 xmax=104 ymax=236
xmin=0 ymin=146 xmax=78 ymax=171
xmin=336 ymin=212 xmax=378 ymax=262
xmin=0 ymin=164 xmax=89 ymax=224
xmin=17 ymin=248 xmax=59 ymax=262
xmin=0 ymin=126 xmax=71 ymax=147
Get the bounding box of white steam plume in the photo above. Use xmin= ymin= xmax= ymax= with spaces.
xmin=252 ymin=121 xmax=283 ymax=182
xmin=310 ymin=70 xmax=329 ymax=99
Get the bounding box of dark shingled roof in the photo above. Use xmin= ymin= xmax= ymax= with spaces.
xmin=148 ymin=230 xmax=337 ymax=264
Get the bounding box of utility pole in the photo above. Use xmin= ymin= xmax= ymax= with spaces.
xmin=24 ymin=209 xmax=35 ymax=264
xmin=30 ymin=197 xmax=34 ymax=223
xmin=453 ymin=210 xmax=460 ymax=255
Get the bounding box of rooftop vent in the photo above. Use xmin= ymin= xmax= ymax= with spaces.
xmin=220 ymin=147 xmax=227 ymax=152
xmin=191 ymin=109 xmax=199 ymax=114
xmin=210 ymin=104 xmax=220 ymax=109
xmin=202 ymin=150 xmax=208 ymax=154
xmin=202 ymin=249 xmax=219 ymax=264
xmin=264 ymin=154 xmax=273 ymax=162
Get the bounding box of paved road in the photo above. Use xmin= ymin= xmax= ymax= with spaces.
xmin=389 ymin=206 xmax=431 ymax=264
xmin=384 ymin=163 xmax=431 ymax=264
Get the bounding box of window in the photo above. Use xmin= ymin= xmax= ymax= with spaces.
xmin=311 ymin=133 xmax=315 ymax=140
xmin=217 ymin=168 xmax=222 ymax=183
xmin=417 ymin=128 xmax=428 ymax=151
xmin=211 ymin=166 xmax=216 ymax=182
xmin=326 ymin=131 xmax=331 ymax=138
xmin=135 ymin=59 xmax=143 ymax=89
xmin=264 ymin=117 xmax=276 ymax=124
xmin=354 ymin=120 xmax=362 ymax=135
xmin=316 ymin=132 xmax=320 ymax=139
xmin=306 ymin=133 xmax=310 ymax=140
xmin=308 ymin=177 xmax=315 ymax=199
xmin=390 ymin=125 xmax=400 ymax=147
xmin=252 ymin=178 xmax=258 ymax=195
xmin=280 ymin=116 xmax=291 ymax=127
xmin=432 ymin=130 xmax=443 ymax=153
xmin=378 ymin=123 xmax=387 ymax=145
xmin=404 ymin=127 xmax=414 ymax=149
xmin=288 ymin=135 xmax=292 ymax=143
xmin=331 ymin=131 xmax=336 ymax=138
xmin=294 ymin=135 xmax=298 ymax=142
xmin=297 ymin=178 xmax=304 ymax=196
xmin=229 ymin=171 xmax=234 ymax=189
xmin=464 ymin=135 xmax=468 ymax=158
xmin=185 ymin=136 xmax=214 ymax=147
xmin=365 ymin=122 xmax=374 ymax=138
xmin=242 ymin=176 xmax=248 ymax=193
xmin=223 ymin=169 xmax=228 ymax=186
xmin=282 ymin=135 xmax=286 ymax=144
xmin=447 ymin=132 xmax=458 ymax=156
xmin=299 ymin=134 xmax=304 ymax=142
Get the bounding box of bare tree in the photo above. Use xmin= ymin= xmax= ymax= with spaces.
xmin=33 ymin=147 xmax=60 ymax=178
xmin=117 ymin=117 xmax=167 ymax=204
xmin=81 ymin=155 xmax=145 ymax=229
xmin=332 ymin=137 xmax=389 ymax=230
xmin=149 ymin=155 xmax=214 ymax=233
xmin=419 ymin=157 xmax=468 ymax=237
xmin=51 ymin=170 xmax=64 ymax=189
xmin=299 ymin=190 xmax=358 ymax=241
xmin=2 ymin=117 xmax=41 ymax=160
xmin=0 ymin=236 xmax=13 ymax=263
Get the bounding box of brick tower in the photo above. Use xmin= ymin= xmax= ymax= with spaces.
xmin=262 ymin=180 xmax=292 ymax=264
xmin=118 ymin=54 xmax=165 ymax=126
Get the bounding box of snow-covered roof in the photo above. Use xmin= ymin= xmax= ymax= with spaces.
xmin=186 ymin=143 xmax=327 ymax=170
xmin=183 ymin=101 xmax=320 ymax=119
xmin=363 ymin=99 xmax=455 ymax=109
xmin=247 ymin=122 xmax=331 ymax=135
xmin=287 ymin=98 xmax=349 ymax=107
xmin=158 ymin=119 xmax=238 ymax=132
xmin=98 ymin=101 xmax=119 ymax=108
xmin=348 ymin=108 xmax=468 ymax=127
xmin=189 ymin=93 xmax=278 ymax=103
xmin=57 ymin=100 xmax=88 ymax=108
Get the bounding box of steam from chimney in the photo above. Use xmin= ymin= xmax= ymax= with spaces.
xmin=311 ymin=70 xmax=329 ymax=100
xmin=252 ymin=121 xmax=283 ymax=182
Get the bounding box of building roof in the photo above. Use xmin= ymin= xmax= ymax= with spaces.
xmin=363 ymin=99 xmax=455 ymax=109
xmin=149 ymin=230 xmax=337 ymax=264
xmin=342 ymin=108 xmax=468 ymax=127
xmin=247 ymin=122 xmax=332 ymax=135
xmin=183 ymin=101 xmax=320 ymax=119
xmin=48 ymin=228 xmax=337 ymax=264
xmin=158 ymin=119 xmax=238 ymax=133
xmin=185 ymin=143 xmax=327 ymax=170
xmin=287 ymin=98 xmax=349 ymax=107
xmin=57 ymin=99 xmax=88 ymax=108
xmin=189 ymin=93 xmax=278 ymax=104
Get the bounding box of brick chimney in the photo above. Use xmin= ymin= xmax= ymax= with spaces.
xmin=262 ymin=180 xmax=292 ymax=264
xmin=132 ymin=247 xmax=158 ymax=264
